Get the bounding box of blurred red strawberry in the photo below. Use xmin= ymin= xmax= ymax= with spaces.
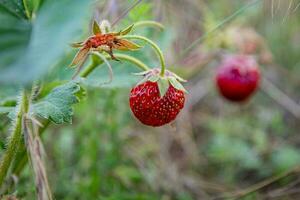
xmin=216 ymin=54 xmax=260 ymax=102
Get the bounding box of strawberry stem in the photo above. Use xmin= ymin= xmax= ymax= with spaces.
xmin=134 ymin=21 xmax=165 ymax=30
xmin=120 ymin=35 xmax=166 ymax=77
xmin=80 ymin=53 xmax=150 ymax=78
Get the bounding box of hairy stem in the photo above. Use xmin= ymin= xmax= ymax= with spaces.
xmin=80 ymin=53 xmax=150 ymax=78
xmin=120 ymin=35 xmax=166 ymax=76
xmin=0 ymin=90 xmax=29 ymax=187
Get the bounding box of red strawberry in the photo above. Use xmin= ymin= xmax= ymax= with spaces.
xmin=129 ymin=69 xmax=186 ymax=127
xmin=216 ymin=54 xmax=260 ymax=102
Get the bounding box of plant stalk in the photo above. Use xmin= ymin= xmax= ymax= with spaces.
xmin=134 ymin=20 xmax=164 ymax=30
xmin=80 ymin=53 xmax=150 ymax=78
xmin=120 ymin=35 xmax=166 ymax=76
xmin=0 ymin=90 xmax=29 ymax=187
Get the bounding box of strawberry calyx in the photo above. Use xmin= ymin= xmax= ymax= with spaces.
xmin=134 ymin=68 xmax=187 ymax=97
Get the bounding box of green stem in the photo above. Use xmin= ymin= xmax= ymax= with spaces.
xmin=80 ymin=53 xmax=150 ymax=78
xmin=120 ymin=35 xmax=166 ymax=76
xmin=0 ymin=90 xmax=29 ymax=187
xmin=79 ymin=61 xmax=99 ymax=78
xmin=134 ymin=20 xmax=164 ymax=30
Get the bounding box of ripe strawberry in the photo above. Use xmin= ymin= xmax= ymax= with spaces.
xmin=216 ymin=54 xmax=260 ymax=102
xmin=129 ymin=69 xmax=186 ymax=127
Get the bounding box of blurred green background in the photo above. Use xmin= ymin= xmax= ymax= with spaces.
xmin=1 ymin=0 xmax=300 ymax=199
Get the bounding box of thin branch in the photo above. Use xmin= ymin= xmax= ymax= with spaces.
xmin=111 ymin=0 xmax=143 ymax=27
xmin=260 ymin=77 xmax=300 ymax=119
xmin=214 ymin=166 xmax=300 ymax=200
xmin=79 ymin=53 xmax=150 ymax=78
xmin=23 ymin=117 xmax=53 ymax=200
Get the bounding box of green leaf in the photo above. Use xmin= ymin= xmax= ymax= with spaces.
xmin=32 ymin=82 xmax=83 ymax=124
xmin=0 ymin=0 xmax=93 ymax=84
xmin=0 ymin=2 xmax=31 ymax=67
xmin=0 ymin=0 xmax=27 ymax=19
xmin=23 ymin=0 xmax=41 ymax=18
xmin=157 ymin=78 xmax=169 ymax=98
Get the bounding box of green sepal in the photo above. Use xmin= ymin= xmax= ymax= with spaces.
xmin=172 ymin=73 xmax=187 ymax=82
xmin=119 ymin=24 xmax=134 ymax=35
xmin=132 ymin=70 xmax=151 ymax=76
xmin=148 ymin=75 xmax=160 ymax=82
xmin=70 ymin=41 xmax=84 ymax=48
xmin=168 ymin=77 xmax=187 ymax=93
xmin=136 ymin=76 xmax=149 ymax=86
xmin=93 ymin=20 xmax=102 ymax=35
xmin=157 ymin=78 xmax=169 ymax=98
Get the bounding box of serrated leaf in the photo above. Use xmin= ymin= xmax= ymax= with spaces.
xmin=157 ymin=78 xmax=169 ymax=98
xmin=169 ymin=77 xmax=187 ymax=93
xmin=75 ymin=83 xmax=87 ymax=102
xmin=119 ymin=24 xmax=134 ymax=35
xmin=92 ymin=20 xmax=101 ymax=35
xmin=32 ymin=82 xmax=83 ymax=124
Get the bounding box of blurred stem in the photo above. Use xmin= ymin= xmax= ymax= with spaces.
xmin=111 ymin=0 xmax=143 ymax=27
xmin=134 ymin=20 xmax=164 ymax=30
xmin=260 ymin=77 xmax=300 ymax=119
xmin=80 ymin=53 xmax=150 ymax=78
xmin=23 ymin=117 xmax=53 ymax=200
xmin=0 ymin=89 xmax=29 ymax=187
xmin=120 ymin=35 xmax=166 ymax=76
xmin=216 ymin=165 xmax=300 ymax=200
xmin=12 ymin=120 xmax=50 ymax=176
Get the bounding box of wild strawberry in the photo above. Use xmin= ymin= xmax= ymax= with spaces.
xmin=216 ymin=54 xmax=260 ymax=102
xmin=129 ymin=68 xmax=186 ymax=127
